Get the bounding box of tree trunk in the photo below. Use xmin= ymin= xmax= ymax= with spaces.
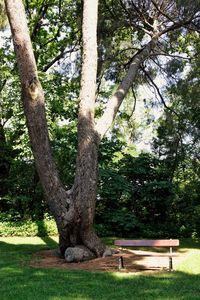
xmin=5 ymin=0 xmax=158 ymax=261
xmin=68 ymin=0 xmax=106 ymax=256
xmin=5 ymin=0 xmax=105 ymax=259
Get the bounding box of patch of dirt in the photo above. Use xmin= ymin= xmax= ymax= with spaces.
xmin=30 ymin=248 xmax=187 ymax=273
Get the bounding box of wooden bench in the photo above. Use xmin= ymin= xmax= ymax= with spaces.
xmin=114 ymin=239 xmax=180 ymax=271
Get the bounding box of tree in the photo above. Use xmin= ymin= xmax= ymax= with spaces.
xmin=4 ymin=0 xmax=200 ymax=261
xmin=0 ymin=0 xmax=80 ymax=220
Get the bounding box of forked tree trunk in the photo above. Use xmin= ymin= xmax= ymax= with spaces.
xmin=5 ymin=0 xmax=105 ymax=259
xmin=5 ymin=0 xmax=158 ymax=260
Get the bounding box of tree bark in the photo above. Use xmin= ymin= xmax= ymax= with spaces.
xmin=5 ymin=0 xmax=159 ymax=260
xmin=5 ymin=0 xmax=75 ymax=256
xmin=5 ymin=0 xmax=105 ymax=259
xmin=71 ymin=0 xmax=106 ymax=256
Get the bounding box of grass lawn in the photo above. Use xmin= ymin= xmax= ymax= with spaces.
xmin=0 ymin=236 xmax=200 ymax=300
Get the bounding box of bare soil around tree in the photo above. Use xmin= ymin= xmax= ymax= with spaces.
xmin=30 ymin=248 xmax=187 ymax=273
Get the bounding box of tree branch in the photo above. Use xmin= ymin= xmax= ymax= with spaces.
xmin=58 ymin=0 xmax=62 ymax=18
xmin=151 ymin=0 xmax=174 ymax=22
xmin=150 ymin=51 xmax=191 ymax=61
xmin=141 ymin=65 xmax=179 ymax=117
xmin=30 ymin=2 xmax=49 ymax=40
xmin=129 ymin=86 xmax=137 ymax=119
xmin=41 ymin=25 xmax=62 ymax=48
xmin=95 ymin=35 xmax=158 ymax=139
xmin=160 ymin=16 xmax=196 ymax=36
xmin=43 ymin=43 xmax=79 ymax=72
xmin=0 ymin=79 xmax=7 ymax=92
xmin=150 ymin=56 xmax=177 ymax=81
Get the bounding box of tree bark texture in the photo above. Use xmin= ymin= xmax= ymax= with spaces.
xmin=5 ymin=0 xmax=105 ymax=258
xmin=5 ymin=0 xmax=75 ymax=255
xmin=71 ymin=0 xmax=106 ymax=256
xmin=5 ymin=0 xmax=159 ymax=260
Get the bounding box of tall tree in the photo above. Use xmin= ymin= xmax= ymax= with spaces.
xmin=4 ymin=0 xmax=199 ymax=260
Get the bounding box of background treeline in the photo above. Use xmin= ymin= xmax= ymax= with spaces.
xmin=1 ymin=136 xmax=199 ymax=238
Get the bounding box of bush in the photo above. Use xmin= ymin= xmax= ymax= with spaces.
xmin=95 ymin=208 xmax=141 ymax=237
xmin=0 ymin=218 xmax=58 ymax=237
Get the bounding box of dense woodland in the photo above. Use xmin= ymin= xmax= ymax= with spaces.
xmin=0 ymin=0 xmax=200 ymax=259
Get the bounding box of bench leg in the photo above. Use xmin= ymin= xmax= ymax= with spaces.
xmin=169 ymin=257 xmax=173 ymax=271
xmin=118 ymin=256 xmax=124 ymax=270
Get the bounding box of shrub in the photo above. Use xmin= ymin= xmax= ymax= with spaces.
xmin=0 ymin=218 xmax=58 ymax=237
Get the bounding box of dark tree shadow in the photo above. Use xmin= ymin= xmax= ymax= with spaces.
xmin=35 ymin=219 xmax=58 ymax=248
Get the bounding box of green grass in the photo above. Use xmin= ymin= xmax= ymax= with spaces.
xmin=0 ymin=237 xmax=200 ymax=300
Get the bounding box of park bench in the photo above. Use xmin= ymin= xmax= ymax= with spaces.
xmin=114 ymin=239 xmax=180 ymax=271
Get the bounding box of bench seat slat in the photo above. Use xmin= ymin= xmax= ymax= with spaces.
xmin=114 ymin=239 xmax=179 ymax=247
xmin=134 ymin=252 xmax=179 ymax=257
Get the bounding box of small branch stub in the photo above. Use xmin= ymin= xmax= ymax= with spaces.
xmin=26 ymin=77 xmax=39 ymax=100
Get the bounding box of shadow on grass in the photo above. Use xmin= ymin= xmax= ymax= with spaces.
xmin=35 ymin=219 xmax=58 ymax=248
xmin=0 ymin=238 xmax=200 ymax=299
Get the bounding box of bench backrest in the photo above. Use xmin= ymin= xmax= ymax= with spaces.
xmin=114 ymin=239 xmax=179 ymax=247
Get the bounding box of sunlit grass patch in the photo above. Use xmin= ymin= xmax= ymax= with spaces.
xmin=175 ymin=249 xmax=200 ymax=274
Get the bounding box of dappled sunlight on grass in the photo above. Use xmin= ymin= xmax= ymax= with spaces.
xmin=110 ymin=269 xmax=175 ymax=280
xmin=49 ymin=298 xmax=91 ymax=300
xmin=30 ymin=270 xmax=50 ymax=277
xmin=48 ymin=297 xmax=93 ymax=300
xmin=111 ymin=272 xmax=138 ymax=278
xmin=0 ymin=266 xmax=24 ymax=274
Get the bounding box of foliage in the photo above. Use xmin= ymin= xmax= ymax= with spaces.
xmin=153 ymin=33 xmax=200 ymax=238
xmin=0 ymin=158 xmax=46 ymax=221
xmin=96 ymin=150 xmax=177 ymax=237
xmin=0 ymin=216 xmax=57 ymax=237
